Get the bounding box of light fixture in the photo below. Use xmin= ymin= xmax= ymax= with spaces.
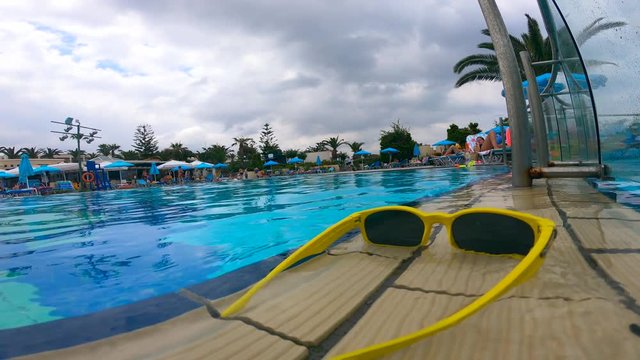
xmin=64 ymin=117 xmax=74 ymax=125
xmin=89 ymin=130 xmax=98 ymax=137
xmin=59 ymin=135 xmax=68 ymax=141
xmin=86 ymin=138 xmax=94 ymax=144
xmin=64 ymin=126 xmax=73 ymax=132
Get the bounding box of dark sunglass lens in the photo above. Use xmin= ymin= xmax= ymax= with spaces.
xmin=452 ymin=213 xmax=534 ymax=255
xmin=364 ymin=210 xmax=424 ymax=246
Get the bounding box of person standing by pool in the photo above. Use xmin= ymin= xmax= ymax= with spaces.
xmin=178 ymin=168 xmax=184 ymax=184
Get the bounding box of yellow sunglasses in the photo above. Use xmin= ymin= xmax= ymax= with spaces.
xmin=222 ymin=206 xmax=556 ymax=359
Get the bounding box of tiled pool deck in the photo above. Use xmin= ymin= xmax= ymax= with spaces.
xmin=20 ymin=176 xmax=640 ymax=359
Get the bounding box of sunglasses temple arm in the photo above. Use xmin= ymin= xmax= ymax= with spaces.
xmin=333 ymin=226 xmax=554 ymax=360
xmin=222 ymin=216 xmax=358 ymax=317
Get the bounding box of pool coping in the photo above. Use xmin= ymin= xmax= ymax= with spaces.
xmin=0 ymin=166 xmax=509 ymax=358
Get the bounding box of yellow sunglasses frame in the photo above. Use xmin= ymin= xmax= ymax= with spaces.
xmin=221 ymin=206 xmax=556 ymax=359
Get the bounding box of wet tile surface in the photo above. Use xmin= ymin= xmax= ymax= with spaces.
xmin=27 ymin=177 xmax=640 ymax=360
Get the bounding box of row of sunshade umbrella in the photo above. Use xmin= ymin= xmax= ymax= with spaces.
xmin=0 ymin=156 xmax=233 ymax=186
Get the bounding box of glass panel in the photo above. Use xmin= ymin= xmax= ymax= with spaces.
xmin=549 ymin=0 xmax=640 ymax=182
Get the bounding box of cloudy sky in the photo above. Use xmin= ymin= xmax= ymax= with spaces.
xmin=0 ymin=0 xmax=542 ymax=154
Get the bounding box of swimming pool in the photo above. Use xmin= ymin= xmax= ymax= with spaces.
xmin=0 ymin=167 xmax=508 ymax=331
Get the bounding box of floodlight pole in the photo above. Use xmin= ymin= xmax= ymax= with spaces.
xmin=50 ymin=118 xmax=102 ymax=190
xmin=478 ymin=0 xmax=532 ymax=187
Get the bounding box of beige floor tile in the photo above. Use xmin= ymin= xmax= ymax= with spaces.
xmin=226 ymin=252 xmax=401 ymax=345
xmin=22 ymin=307 xmax=307 ymax=360
xmin=592 ymin=254 xmax=640 ymax=300
xmin=569 ymin=218 xmax=640 ymax=249
xmin=327 ymin=290 xmax=640 ymax=360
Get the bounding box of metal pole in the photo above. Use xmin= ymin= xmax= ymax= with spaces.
xmin=76 ymin=123 xmax=84 ymax=190
xmin=520 ymin=51 xmax=550 ymax=167
xmin=478 ymin=0 xmax=532 ymax=187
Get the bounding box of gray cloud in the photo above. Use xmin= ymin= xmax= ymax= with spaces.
xmin=0 ymin=0 xmax=543 ymax=153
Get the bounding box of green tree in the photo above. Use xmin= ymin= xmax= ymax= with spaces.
xmin=232 ymin=137 xmax=256 ymax=166
xmin=379 ymin=120 xmax=415 ymax=161
xmin=40 ymin=147 xmax=63 ymax=159
xmin=346 ymin=141 xmax=365 ymax=154
xmin=322 ymin=136 xmax=346 ymax=162
xmin=97 ymin=143 xmax=121 ymax=157
xmin=0 ymin=146 xmax=22 ymax=159
xmin=20 ymin=147 xmax=42 ymax=158
xmin=132 ymin=124 xmax=159 ymax=159
xmin=97 ymin=144 xmax=111 ymax=156
xmin=446 ymin=122 xmax=483 ymax=147
xmin=453 ymin=14 xmax=625 ymax=87
xmin=199 ymin=144 xmax=232 ymax=164
xmin=283 ymin=149 xmax=303 ymax=161
xmin=304 ymin=142 xmax=328 ymax=152
xmin=168 ymin=142 xmax=192 ymax=161
xmin=258 ymin=123 xmax=282 ymax=162
xmin=119 ymin=150 xmax=139 ymax=160
xmin=67 ymin=149 xmax=86 ymax=162
xmin=86 ymin=152 xmax=98 ymax=160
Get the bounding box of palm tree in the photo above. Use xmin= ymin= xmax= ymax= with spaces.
xmin=108 ymin=144 xmax=121 ymax=157
xmin=67 ymin=149 xmax=86 ymax=162
xmin=40 ymin=147 xmax=63 ymax=159
xmin=305 ymin=142 xmax=328 ymax=153
xmin=97 ymin=144 xmax=111 ymax=156
xmin=97 ymin=144 xmax=122 ymax=157
xmin=322 ymin=136 xmax=346 ymax=162
xmin=0 ymin=146 xmax=22 ymax=159
xmin=119 ymin=150 xmax=139 ymax=160
xmin=199 ymin=144 xmax=232 ymax=164
xmin=347 ymin=141 xmax=365 ymax=154
xmin=19 ymin=147 xmax=41 ymax=158
xmin=232 ymin=137 xmax=256 ymax=164
xmin=453 ymin=14 xmax=625 ymax=87
xmin=169 ymin=142 xmax=190 ymax=161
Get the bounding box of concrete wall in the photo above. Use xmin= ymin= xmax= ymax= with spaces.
xmin=304 ymin=151 xmax=332 ymax=163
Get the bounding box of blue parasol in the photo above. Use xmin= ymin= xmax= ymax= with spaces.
xmin=0 ymin=171 xmax=17 ymax=178
xmin=33 ymin=165 xmax=61 ymax=174
xmin=380 ymin=147 xmax=400 ymax=163
xmin=105 ymin=160 xmax=135 ymax=183
xmin=354 ymin=150 xmax=370 ymax=169
xmin=287 ymin=157 xmax=304 ymax=164
xmin=413 ymin=143 xmax=420 ymax=157
xmin=150 ymin=162 xmax=160 ymax=175
xmin=18 ymin=154 xmax=35 ymax=187
xmin=263 ymin=160 xmax=279 ymax=173
xmin=315 ymin=156 xmax=322 ymax=166
xmin=171 ymin=165 xmax=194 ymax=171
xmin=104 ymin=160 xmax=135 ymax=168
xmin=432 ymin=140 xmax=456 ymax=147
xmin=213 ymin=163 xmax=228 ymax=169
xmin=195 ymin=162 xmax=214 ymax=169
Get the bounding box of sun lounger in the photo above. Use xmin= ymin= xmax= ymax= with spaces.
xmin=434 ymin=153 xmax=465 ymax=167
xmin=479 ymin=148 xmax=511 ymax=165
xmin=55 ymin=181 xmax=76 ymax=192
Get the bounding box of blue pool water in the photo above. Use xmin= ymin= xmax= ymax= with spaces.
xmin=0 ymin=167 xmax=507 ymax=330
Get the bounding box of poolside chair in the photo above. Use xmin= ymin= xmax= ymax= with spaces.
xmin=56 ymin=181 xmax=76 ymax=192
xmin=433 ymin=153 xmax=465 ymax=167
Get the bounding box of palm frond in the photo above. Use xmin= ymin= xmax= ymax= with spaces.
xmin=453 ymin=54 xmax=498 ymax=73
xmin=477 ymin=42 xmax=495 ymax=51
xmin=576 ymin=18 xmax=627 ymax=46
xmin=583 ymin=59 xmax=618 ymax=67
xmin=455 ymin=67 xmax=501 ymax=88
